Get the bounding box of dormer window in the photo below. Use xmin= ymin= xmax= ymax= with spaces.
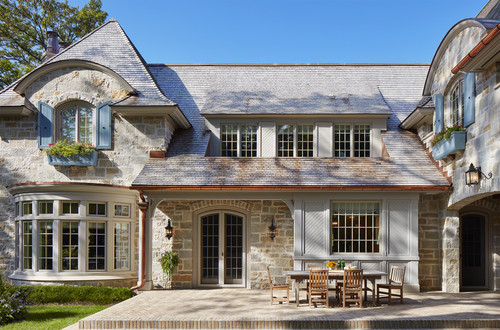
xmin=277 ymin=124 xmax=314 ymax=157
xmin=59 ymin=101 xmax=94 ymax=144
xmin=221 ymin=124 xmax=257 ymax=157
xmin=335 ymin=124 xmax=371 ymax=157
xmin=450 ymin=80 xmax=464 ymax=126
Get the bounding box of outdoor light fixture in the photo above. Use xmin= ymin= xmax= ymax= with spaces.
xmin=165 ymin=219 xmax=173 ymax=240
xmin=465 ymin=163 xmax=492 ymax=186
xmin=268 ymin=218 xmax=277 ymax=241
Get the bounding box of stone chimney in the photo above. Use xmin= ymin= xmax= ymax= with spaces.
xmin=45 ymin=31 xmax=59 ymax=60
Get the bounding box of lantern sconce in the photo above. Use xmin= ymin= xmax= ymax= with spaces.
xmin=268 ymin=217 xmax=277 ymax=241
xmin=165 ymin=219 xmax=173 ymax=240
xmin=465 ymin=163 xmax=492 ymax=186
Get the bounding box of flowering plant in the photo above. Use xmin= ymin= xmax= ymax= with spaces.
xmin=46 ymin=140 xmax=97 ymax=157
xmin=430 ymin=125 xmax=465 ymax=146
xmin=326 ymin=261 xmax=337 ymax=268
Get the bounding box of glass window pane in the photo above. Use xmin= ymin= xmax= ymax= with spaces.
xmin=354 ymin=125 xmax=370 ymax=157
xmin=334 ymin=125 xmax=351 ymax=157
xmin=62 ymin=222 xmax=79 ymax=270
xmin=221 ymin=124 xmax=238 ymax=157
xmin=331 ymin=202 xmax=380 ymax=254
xmin=88 ymin=222 xmax=106 ymax=270
xmin=114 ymin=223 xmax=130 ymax=270
xmin=277 ymin=125 xmax=294 ymax=157
xmin=240 ymin=125 xmax=257 ymax=157
xmin=79 ymin=106 xmax=93 ymax=144
xmin=297 ymin=125 xmax=314 ymax=157
xmin=22 ymin=221 xmax=32 ymax=270
xmin=39 ymin=221 xmax=53 ymax=270
xmin=61 ymin=106 xmax=77 ymax=142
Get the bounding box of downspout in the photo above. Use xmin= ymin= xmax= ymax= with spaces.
xmin=131 ymin=190 xmax=149 ymax=291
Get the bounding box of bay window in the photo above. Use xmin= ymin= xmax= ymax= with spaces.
xmin=11 ymin=186 xmax=136 ymax=281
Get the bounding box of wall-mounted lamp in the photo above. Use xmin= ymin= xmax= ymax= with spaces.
xmin=268 ymin=218 xmax=277 ymax=241
xmin=465 ymin=163 xmax=492 ymax=186
xmin=165 ymin=219 xmax=173 ymax=240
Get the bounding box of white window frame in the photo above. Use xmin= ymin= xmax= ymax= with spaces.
xmin=277 ymin=124 xmax=315 ymax=158
xmin=220 ymin=124 xmax=258 ymax=157
xmin=87 ymin=202 xmax=107 ymax=217
xmin=334 ymin=124 xmax=372 ymax=158
xmin=57 ymin=101 xmax=96 ymax=144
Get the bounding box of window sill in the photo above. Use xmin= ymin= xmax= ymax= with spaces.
xmin=9 ymin=270 xmax=136 ymax=282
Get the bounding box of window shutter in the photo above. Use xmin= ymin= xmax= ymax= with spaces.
xmin=433 ymin=94 xmax=444 ymax=133
xmin=96 ymin=101 xmax=112 ymax=149
xmin=463 ymin=72 xmax=475 ymax=127
xmin=37 ymin=102 xmax=54 ymax=149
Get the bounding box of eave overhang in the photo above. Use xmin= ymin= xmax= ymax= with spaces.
xmin=452 ymin=22 xmax=500 ymax=74
xmin=399 ymin=107 xmax=434 ymax=130
xmin=13 ymin=60 xmax=136 ymax=95
xmin=0 ymin=106 xmax=34 ymax=116
xmin=201 ymin=113 xmax=393 ymax=119
xmin=112 ymin=105 xmax=191 ymax=129
xmin=7 ymin=182 xmax=134 ymax=196
xmin=130 ymin=185 xmax=452 ymax=192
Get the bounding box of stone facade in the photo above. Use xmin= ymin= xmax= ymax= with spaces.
xmin=150 ymin=200 xmax=294 ymax=289
xmin=0 ymin=66 xmax=175 ymax=280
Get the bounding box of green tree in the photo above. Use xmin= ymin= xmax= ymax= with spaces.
xmin=0 ymin=0 xmax=108 ymax=89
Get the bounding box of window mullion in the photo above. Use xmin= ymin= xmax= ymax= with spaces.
xmin=79 ymin=221 xmax=87 ymax=272
xmin=350 ymin=125 xmax=354 ymax=157
xmin=53 ymin=219 xmax=60 ymax=272
xmin=237 ymin=125 xmax=241 ymax=157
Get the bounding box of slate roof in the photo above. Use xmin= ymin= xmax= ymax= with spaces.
xmin=0 ymin=19 xmax=176 ymax=110
xmin=132 ymin=64 xmax=450 ymax=188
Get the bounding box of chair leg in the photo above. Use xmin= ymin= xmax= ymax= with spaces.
xmin=388 ymin=288 xmax=392 ymax=305
xmin=400 ymin=289 xmax=403 ymax=304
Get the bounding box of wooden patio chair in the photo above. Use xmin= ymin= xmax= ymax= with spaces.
xmin=377 ymin=266 xmax=405 ymax=305
xmin=266 ymin=265 xmax=290 ymax=305
xmin=308 ymin=269 xmax=329 ymax=308
xmin=297 ymin=263 xmax=324 ymax=305
xmin=339 ymin=269 xmax=363 ymax=308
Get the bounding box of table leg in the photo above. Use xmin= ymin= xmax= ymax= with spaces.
xmin=370 ymin=279 xmax=376 ymax=307
xmin=363 ymin=279 xmax=368 ymax=302
xmin=295 ymin=280 xmax=300 ymax=307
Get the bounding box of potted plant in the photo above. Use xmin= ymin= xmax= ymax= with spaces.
xmin=431 ymin=125 xmax=466 ymax=160
xmin=46 ymin=140 xmax=98 ymax=166
xmin=160 ymin=251 xmax=179 ymax=285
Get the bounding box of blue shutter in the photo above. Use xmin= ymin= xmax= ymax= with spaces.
xmin=37 ymin=102 xmax=54 ymax=149
xmin=433 ymin=94 xmax=444 ymax=133
xmin=463 ymin=72 xmax=475 ymax=127
xmin=96 ymin=101 xmax=112 ymax=149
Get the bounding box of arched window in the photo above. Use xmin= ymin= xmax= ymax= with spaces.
xmin=450 ymin=80 xmax=464 ymax=126
xmin=59 ymin=101 xmax=94 ymax=143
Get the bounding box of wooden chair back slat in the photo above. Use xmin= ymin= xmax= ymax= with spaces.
xmin=343 ymin=269 xmax=363 ymax=288
xmin=389 ymin=266 xmax=405 ymax=285
xmin=309 ymin=269 xmax=329 ymax=290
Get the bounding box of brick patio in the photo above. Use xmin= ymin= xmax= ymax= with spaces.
xmin=74 ymin=289 xmax=500 ymax=329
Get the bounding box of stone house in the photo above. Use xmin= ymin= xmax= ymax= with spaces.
xmin=0 ymin=1 xmax=498 ymax=293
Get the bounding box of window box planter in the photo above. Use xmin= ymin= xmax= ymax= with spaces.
xmin=431 ymin=131 xmax=466 ymax=160
xmin=47 ymin=151 xmax=98 ymax=166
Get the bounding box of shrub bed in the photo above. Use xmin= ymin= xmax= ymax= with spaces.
xmin=24 ymin=285 xmax=133 ymax=305
xmin=0 ymin=276 xmax=29 ymax=325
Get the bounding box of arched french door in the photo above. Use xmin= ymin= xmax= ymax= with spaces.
xmin=460 ymin=213 xmax=488 ymax=291
xmin=199 ymin=211 xmax=246 ymax=287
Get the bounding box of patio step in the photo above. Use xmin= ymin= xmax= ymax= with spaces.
xmin=79 ymin=318 xmax=500 ymax=329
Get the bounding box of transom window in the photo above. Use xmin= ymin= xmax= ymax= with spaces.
xmin=331 ymin=202 xmax=380 ymax=253
xmin=38 ymin=201 xmax=53 ymax=215
xmin=59 ymin=101 xmax=94 ymax=144
xmin=450 ymin=80 xmax=464 ymax=126
xmin=221 ymin=124 xmax=257 ymax=157
xmin=88 ymin=202 xmax=106 ymax=216
xmin=62 ymin=202 xmax=79 ymax=215
xmin=335 ymin=125 xmax=371 ymax=158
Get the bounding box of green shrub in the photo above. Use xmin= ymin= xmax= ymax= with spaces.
xmin=0 ymin=275 xmax=29 ymax=325
xmin=24 ymin=285 xmax=133 ymax=305
xmin=46 ymin=139 xmax=97 ymax=157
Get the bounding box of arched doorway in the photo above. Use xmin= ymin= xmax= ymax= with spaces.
xmin=198 ymin=211 xmax=246 ymax=287
xmin=460 ymin=213 xmax=488 ymax=291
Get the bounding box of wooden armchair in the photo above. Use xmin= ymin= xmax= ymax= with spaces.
xmin=376 ymin=266 xmax=405 ymax=305
xmin=266 ymin=265 xmax=290 ymax=305
xmin=339 ymin=269 xmax=363 ymax=308
xmin=308 ymin=269 xmax=329 ymax=308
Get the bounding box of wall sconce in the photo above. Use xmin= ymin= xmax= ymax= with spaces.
xmin=165 ymin=219 xmax=173 ymax=240
xmin=465 ymin=163 xmax=492 ymax=186
xmin=268 ymin=218 xmax=277 ymax=241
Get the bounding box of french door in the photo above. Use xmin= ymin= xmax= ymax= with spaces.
xmin=200 ymin=212 xmax=245 ymax=286
xmin=461 ymin=214 xmax=487 ymax=290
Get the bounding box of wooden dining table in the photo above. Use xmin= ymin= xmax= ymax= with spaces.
xmin=283 ymin=269 xmax=386 ymax=307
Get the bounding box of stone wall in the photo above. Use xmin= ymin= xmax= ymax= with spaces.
xmin=418 ymin=193 xmax=448 ymax=291
xmin=151 ymin=200 xmax=294 ymax=289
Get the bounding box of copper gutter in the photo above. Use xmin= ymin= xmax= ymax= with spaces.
xmin=131 ymin=185 xmax=452 ymax=192
xmin=131 ymin=191 xmax=149 ymax=291
xmin=452 ymin=22 xmax=500 ymax=74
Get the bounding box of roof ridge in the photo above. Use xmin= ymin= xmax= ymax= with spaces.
xmin=147 ymin=63 xmax=430 ymax=67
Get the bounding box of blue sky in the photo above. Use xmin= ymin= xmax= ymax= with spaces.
xmin=78 ymin=0 xmax=487 ymax=64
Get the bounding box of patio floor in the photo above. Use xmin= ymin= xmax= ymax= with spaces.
xmin=76 ymin=289 xmax=500 ymax=329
